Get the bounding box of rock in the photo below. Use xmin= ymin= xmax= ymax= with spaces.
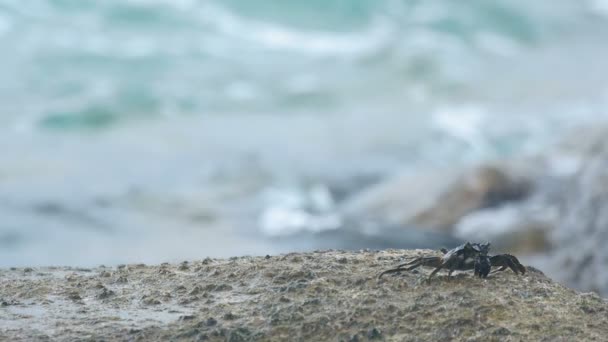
xmin=545 ymin=143 xmax=608 ymax=296
xmin=340 ymin=168 xmax=459 ymax=226
xmin=341 ymin=164 xmax=532 ymax=231
xmin=411 ymin=165 xmax=531 ymax=230
xmin=0 ymin=250 xmax=606 ymax=341
xmin=454 ymin=205 xmax=553 ymax=254
xmin=96 ymin=287 xmax=115 ymax=300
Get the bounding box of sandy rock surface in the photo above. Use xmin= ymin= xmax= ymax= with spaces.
xmin=1 ymin=250 xmax=607 ymax=341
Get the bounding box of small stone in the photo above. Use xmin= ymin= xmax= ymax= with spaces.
xmin=223 ymin=312 xmax=237 ymax=320
xmin=158 ymin=268 xmax=172 ymax=275
xmin=493 ymin=327 xmax=511 ymax=336
xmin=141 ymin=296 xmax=161 ymax=306
xmin=227 ymin=328 xmax=251 ymax=342
xmin=205 ymin=284 xmax=232 ymax=292
xmin=67 ymin=292 xmax=82 ymax=301
xmin=205 ymin=317 xmax=218 ymax=326
xmin=176 ymin=328 xmax=200 ymax=339
xmin=304 ymin=298 xmax=321 ymax=306
xmin=367 ymin=328 xmax=382 ymax=339
xmin=189 ymin=286 xmax=203 ymax=295
xmin=96 ymin=287 xmax=115 ymax=299
xmin=1 ymin=300 xmax=17 ymax=307
xmin=291 ymin=256 xmax=303 ymax=263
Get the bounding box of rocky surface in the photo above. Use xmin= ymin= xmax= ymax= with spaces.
xmin=2 ymin=250 xmax=607 ymax=341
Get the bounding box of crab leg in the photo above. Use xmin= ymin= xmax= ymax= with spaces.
xmin=489 ymin=266 xmax=507 ymax=274
xmin=490 ymin=254 xmax=526 ymax=275
xmin=426 ymin=265 xmax=444 ymax=281
xmin=378 ymin=256 xmax=442 ymax=279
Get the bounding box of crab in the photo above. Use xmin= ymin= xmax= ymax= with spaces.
xmin=378 ymin=242 xmax=525 ymax=281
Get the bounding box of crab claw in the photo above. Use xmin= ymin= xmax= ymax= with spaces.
xmin=474 ymin=255 xmax=491 ymax=278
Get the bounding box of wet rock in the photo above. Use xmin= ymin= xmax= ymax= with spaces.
xmin=341 ymin=164 xmax=531 ymax=231
xmin=411 ymin=165 xmax=532 ymax=230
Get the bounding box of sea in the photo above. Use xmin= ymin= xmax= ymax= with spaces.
xmin=1 ymin=0 xmax=608 ymax=266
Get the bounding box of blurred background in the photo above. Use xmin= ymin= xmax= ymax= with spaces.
xmin=2 ymin=1 xmax=608 ymax=294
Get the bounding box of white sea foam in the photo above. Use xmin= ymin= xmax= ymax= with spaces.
xmin=259 ymin=185 xmax=342 ymax=237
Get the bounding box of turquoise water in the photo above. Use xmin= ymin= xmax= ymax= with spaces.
xmin=1 ymin=0 xmax=608 ymax=266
